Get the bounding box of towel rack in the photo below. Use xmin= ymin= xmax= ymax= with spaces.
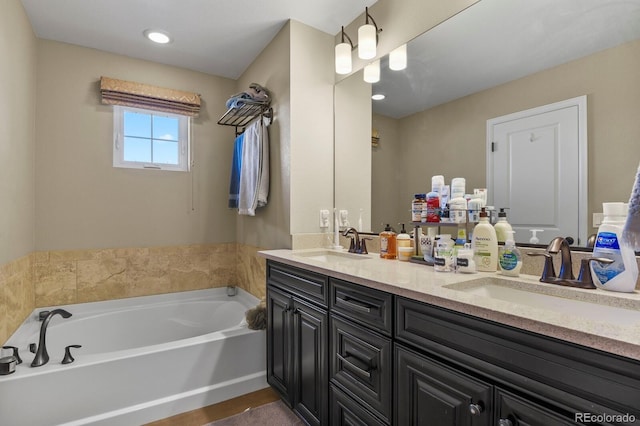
xmin=217 ymin=99 xmax=273 ymax=136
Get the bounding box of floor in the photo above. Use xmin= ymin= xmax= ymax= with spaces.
xmin=145 ymin=387 xmax=281 ymax=426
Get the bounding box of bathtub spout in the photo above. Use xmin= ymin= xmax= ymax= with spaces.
xmin=31 ymin=309 xmax=72 ymax=367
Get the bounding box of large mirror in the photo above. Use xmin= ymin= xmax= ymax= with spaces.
xmin=334 ymin=0 xmax=640 ymax=246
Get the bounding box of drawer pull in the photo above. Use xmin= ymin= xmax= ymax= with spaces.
xmin=498 ymin=419 xmax=513 ymax=426
xmin=337 ymin=352 xmax=374 ymax=378
xmin=469 ymin=402 xmax=484 ymax=416
xmin=336 ymin=295 xmax=373 ymax=313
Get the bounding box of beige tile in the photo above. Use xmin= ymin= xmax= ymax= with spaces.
xmin=34 ymin=261 xmax=77 ymax=307
xmin=0 ymin=277 xmax=6 ymax=344
xmin=126 ymin=253 xmax=172 ymax=297
xmin=33 ymin=251 xmax=50 ymax=264
xmin=236 ymin=245 xmax=267 ymax=300
xmin=169 ymin=253 xmax=212 ymax=292
xmin=77 ymin=258 xmax=128 ymax=303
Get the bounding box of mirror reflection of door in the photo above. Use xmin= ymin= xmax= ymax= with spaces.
xmin=487 ymin=96 xmax=587 ymax=245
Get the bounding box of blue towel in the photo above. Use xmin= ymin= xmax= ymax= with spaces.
xmin=228 ymin=133 xmax=245 ymax=208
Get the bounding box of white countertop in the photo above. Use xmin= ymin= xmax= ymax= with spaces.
xmin=259 ymin=248 xmax=640 ymax=361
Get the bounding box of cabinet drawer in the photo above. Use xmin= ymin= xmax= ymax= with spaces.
xmin=267 ymin=261 xmax=328 ymax=307
xmin=330 ymin=314 xmax=392 ymax=423
xmin=330 ymin=278 xmax=393 ymax=335
xmin=496 ymin=388 xmax=578 ymax=426
xmin=395 ymin=297 xmax=640 ymax=416
xmin=330 ymin=384 xmax=387 ymax=426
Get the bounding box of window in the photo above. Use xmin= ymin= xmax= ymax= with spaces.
xmin=113 ymin=105 xmax=190 ymax=171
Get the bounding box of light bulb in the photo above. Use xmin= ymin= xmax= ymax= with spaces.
xmin=358 ymin=24 xmax=377 ymax=59
xmin=363 ymin=60 xmax=380 ymax=83
xmin=389 ymin=44 xmax=407 ymax=71
xmin=144 ymin=29 xmax=171 ymax=44
xmin=335 ymin=43 xmax=352 ymax=75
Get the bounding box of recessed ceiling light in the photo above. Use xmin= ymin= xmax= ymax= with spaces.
xmin=143 ymin=29 xmax=172 ymax=44
xmin=372 ymin=94 xmax=385 ymax=100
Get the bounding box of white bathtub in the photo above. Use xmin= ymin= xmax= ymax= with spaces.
xmin=0 ymin=287 xmax=267 ymax=426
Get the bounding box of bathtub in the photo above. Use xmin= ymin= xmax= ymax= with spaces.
xmin=0 ymin=287 xmax=267 ymax=426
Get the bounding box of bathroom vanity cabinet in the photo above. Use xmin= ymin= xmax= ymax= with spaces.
xmin=265 ymin=259 xmax=640 ymax=426
xmin=266 ymin=262 xmax=328 ymax=426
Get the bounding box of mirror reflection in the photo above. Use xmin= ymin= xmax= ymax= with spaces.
xmin=334 ymin=0 xmax=640 ymax=246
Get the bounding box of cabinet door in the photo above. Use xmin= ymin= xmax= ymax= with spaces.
xmin=292 ymin=297 xmax=328 ymax=426
xmin=495 ymin=388 xmax=578 ymax=426
xmin=395 ymin=344 xmax=492 ymax=426
xmin=330 ymin=384 xmax=388 ymax=426
xmin=267 ymin=286 xmax=293 ymax=404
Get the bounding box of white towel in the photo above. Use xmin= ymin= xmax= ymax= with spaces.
xmin=238 ymin=118 xmax=269 ymax=215
xmin=623 ymin=161 xmax=640 ymax=250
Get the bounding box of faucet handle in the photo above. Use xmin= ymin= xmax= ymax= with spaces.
xmin=573 ymin=257 xmax=614 ymax=289
xmin=2 ymin=346 xmax=22 ymax=364
xmin=359 ymin=237 xmax=372 ymax=254
xmin=62 ymin=345 xmax=82 ymax=364
xmin=347 ymin=237 xmax=356 ymax=253
xmin=527 ymin=252 xmax=556 ymax=283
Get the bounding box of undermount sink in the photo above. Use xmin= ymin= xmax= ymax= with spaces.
xmin=444 ymin=277 xmax=640 ymax=324
xmin=292 ymin=250 xmax=372 ymax=263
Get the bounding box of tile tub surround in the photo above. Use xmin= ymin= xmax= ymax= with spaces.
xmin=0 ymin=243 xmax=268 ymax=345
xmin=260 ymin=248 xmax=640 ymax=360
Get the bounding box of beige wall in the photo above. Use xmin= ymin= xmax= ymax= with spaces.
xmin=236 ymin=22 xmax=292 ymax=250
xmin=0 ymin=0 xmax=37 ymax=265
xmin=371 ymin=114 xmax=402 ymax=230
xmin=35 ymin=40 xmax=238 ymax=250
xmin=376 ymin=39 xmax=640 ymax=233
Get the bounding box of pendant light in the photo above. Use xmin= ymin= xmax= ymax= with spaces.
xmin=335 ymin=26 xmax=353 ymax=75
xmin=358 ymin=7 xmax=381 ymax=60
xmin=363 ymin=60 xmax=380 ymax=83
xmin=389 ymin=44 xmax=407 ymax=71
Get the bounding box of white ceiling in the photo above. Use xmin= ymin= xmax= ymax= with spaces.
xmin=372 ymin=0 xmax=640 ymax=118
xmin=20 ymin=0 xmax=377 ymax=79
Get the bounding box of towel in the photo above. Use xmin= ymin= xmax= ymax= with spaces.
xmin=225 ymin=83 xmax=271 ymax=109
xmin=238 ymin=118 xmax=269 ymax=215
xmin=228 ymin=133 xmax=245 ymax=208
xmin=623 ymin=161 xmax=640 ymax=250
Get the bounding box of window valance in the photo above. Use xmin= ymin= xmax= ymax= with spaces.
xmin=100 ymin=76 xmax=201 ymax=117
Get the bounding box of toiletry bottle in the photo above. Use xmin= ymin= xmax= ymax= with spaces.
xmin=471 ymin=208 xmax=498 ymax=271
xmin=397 ymin=224 xmax=412 ymax=248
xmin=529 ymin=229 xmax=543 ymax=244
xmin=498 ymin=231 xmax=522 ymax=277
xmin=456 ymin=243 xmax=477 ymax=273
xmin=426 ymin=192 xmax=440 ymax=222
xmin=591 ymin=202 xmax=639 ymax=292
xmin=412 ymin=194 xmax=426 ymax=222
xmin=494 ymin=208 xmax=513 ymax=243
xmin=467 ymin=196 xmax=484 ymax=223
xmin=434 ymin=234 xmax=455 ymax=272
xmin=379 ymin=224 xmax=397 ymax=260
xmin=449 ymin=195 xmax=467 ymax=225
xmin=420 ymin=227 xmax=436 ymax=264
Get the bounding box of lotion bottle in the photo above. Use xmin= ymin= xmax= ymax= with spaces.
xmin=498 ymin=231 xmax=522 ymax=276
xmin=591 ymin=202 xmax=639 ymax=292
xmin=471 ymin=208 xmax=498 ymax=272
xmin=494 ymin=208 xmax=513 ymax=243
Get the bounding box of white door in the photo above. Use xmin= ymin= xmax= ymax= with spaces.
xmin=487 ymin=96 xmax=587 ymax=246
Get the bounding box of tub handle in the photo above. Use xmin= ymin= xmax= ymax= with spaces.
xmin=62 ymin=345 xmax=82 ymax=364
xmin=2 ymin=346 xmax=22 ymax=364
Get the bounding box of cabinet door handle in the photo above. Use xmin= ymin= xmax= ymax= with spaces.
xmin=336 ymin=295 xmax=372 ymax=313
xmin=498 ymin=419 xmax=513 ymax=426
xmin=336 ymin=352 xmax=374 ymax=378
xmin=469 ymin=402 xmax=484 ymax=416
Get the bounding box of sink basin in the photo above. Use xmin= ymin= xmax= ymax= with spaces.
xmin=292 ymin=250 xmax=372 ymax=263
xmin=444 ymin=277 xmax=640 ymax=324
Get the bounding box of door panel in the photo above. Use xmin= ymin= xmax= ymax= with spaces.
xmin=488 ymin=97 xmax=586 ymax=245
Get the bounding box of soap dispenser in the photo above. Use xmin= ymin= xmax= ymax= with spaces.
xmin=498 ymin=231 xmax=522 ymax=277
xmin=379 ymin=224 xmax=397 ymax=260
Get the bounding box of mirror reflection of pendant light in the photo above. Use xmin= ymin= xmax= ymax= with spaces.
xmin=389 ymin=44 xmax=407 ymax=71
xmin=358 ymin=7 xmax=381 ymax=60
xmin=363 ymin=60 xmax=380 ymax=83
xmin=335 ymin=26 xmax=354 ymax=75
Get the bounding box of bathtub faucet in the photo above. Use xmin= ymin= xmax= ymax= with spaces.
xmin=31 ymin=309 xmax=72 ymax=367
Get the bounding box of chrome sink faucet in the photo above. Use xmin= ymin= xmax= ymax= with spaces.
xmin=547 ymin=237 xmax=575 ymax=281
xmin=31 ymin=309 xmax=72 ymax=367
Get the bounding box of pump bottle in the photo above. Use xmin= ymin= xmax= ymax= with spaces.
xmin=471 ymin=208 xmax=498 ymax=272
xmin=498 ymin=231 xmax=522 ymax=276
xmin=379 ymin=224 xmax=397 ymax=260
xmin=494 ymin=208 xmax=513 ymax=243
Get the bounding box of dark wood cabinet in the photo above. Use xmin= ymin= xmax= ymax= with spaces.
xmin=395 ymin=344 xmax=492 ymax=426
xmin=266 ymin=262 xmax=328 ymax=426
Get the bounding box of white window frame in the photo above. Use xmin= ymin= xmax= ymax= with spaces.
xmin=113 ymin=105 xmax=191 ymax=172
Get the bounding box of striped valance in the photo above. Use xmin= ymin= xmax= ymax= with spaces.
xmin=100 ymin=76 xmax=201 ymax=117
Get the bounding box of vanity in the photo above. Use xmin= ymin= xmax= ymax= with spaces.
xmin=260 ymin=249 xmax=640 ymax=426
